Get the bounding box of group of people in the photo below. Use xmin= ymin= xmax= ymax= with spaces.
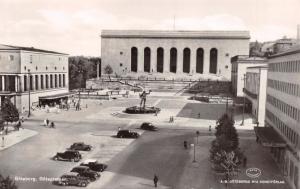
xmin=43 ymin=118 xmax=55 ymax=128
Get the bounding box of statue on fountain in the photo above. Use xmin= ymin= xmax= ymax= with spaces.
xmin=139 ymin=90 xmax=151 ymax=109
xmin=125 ymin=89 xmax=160 ymax=114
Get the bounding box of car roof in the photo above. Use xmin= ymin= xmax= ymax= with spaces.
xmin=62 ymin=172 xmax=79 ymax=177
xmin=82 ymin=159 xmax=98 ymax=164
xmin=73 ymin=166 xmax=89 ymax=169
xmin=73 ymin=142 xmax=84 ymax=144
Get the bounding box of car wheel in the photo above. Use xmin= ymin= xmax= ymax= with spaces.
xmin=61 ymin=182 xmax=66 ymax=186
xmin=80 ymin=182 xmax=87 ymax=187
xmin=71 ymin=158 xmax=75 ymax=162
xmin=53 ymin=157 xmax=58 ymax=161
xmin=87 ymin=147 xmax=91 ymax=151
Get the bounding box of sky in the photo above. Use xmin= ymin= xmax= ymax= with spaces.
xmin=0 ymin=0 xmax=299 ymax=56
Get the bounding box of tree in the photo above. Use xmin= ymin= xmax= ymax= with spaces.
xmin=210 ymin=113 xmax=243 ymax=176
xmin=0 ymin=174 xmax=18 ymax=189
xmin=1 ymin=97 xmax=19 ymax=123
xmin=68 ymin=56 xmax=100 ymax=90
xmin=104 ymin=64 xmax=113 ymax=75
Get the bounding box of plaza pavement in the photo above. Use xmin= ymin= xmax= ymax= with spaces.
xmin=6 ymin=93 xmax=287 ymax=189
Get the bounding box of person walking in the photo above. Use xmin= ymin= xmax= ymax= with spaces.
xmin=153 ymin=174 xmax=158 ymax=188
xmin=46 ymin=118 xmax=49 ymax=126
xmin=43 ymin=119 xmax=47 ymax=126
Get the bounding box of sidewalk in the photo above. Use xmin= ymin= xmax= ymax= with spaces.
xmin=0 ymin=129 xmax=38 ymax=151
xmin=176 ymin=136 xmax=289 ymax=189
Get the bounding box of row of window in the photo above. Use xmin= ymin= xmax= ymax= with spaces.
xmin=130 ymin=47 xmax=218 ymax=74
xmin=268 ymin=79 xmax=300 ymax=97
xmin=0 ymin=55 xmax=66 ymax=62
xmin=266 ymin=94 xmax=300 ymax=122
xmin=269 ymin=60 xmax=300 ymax=72
xmin=24 ymin=66 xmax=65 ymax=71
xmin=266 ymin=109 xmax=299 ymax=146
xmin=23 ymin=74 xmax=66 ymax=91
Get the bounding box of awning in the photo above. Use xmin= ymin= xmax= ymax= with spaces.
xmin=254 ymin=126 xmax=287 ymax=147
xmin=39 ymin=92 xmax=76 ymax=100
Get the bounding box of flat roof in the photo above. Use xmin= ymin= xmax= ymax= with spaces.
xmin=0 ymin=44 xmax=68 ymax=55
xmin=101 ymin=30 xmax=250 ymax=39
xmin=231 ymin=55 xmax=266 ymax=64
xmin=39 ymin=92 xmax=76 ymax=100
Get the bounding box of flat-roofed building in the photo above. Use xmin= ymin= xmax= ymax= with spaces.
xmin=231 ymin=55 xmax=266 ymax=98
xmin=0 ymin=44 xmax=70 ymax=113
xmin=244 ymin=66 xmax=268 ymax=125
xmin=263 ymin=45 xmax=300 ymax=189
xmin=100 ymin=30 xmax=250 ymax=80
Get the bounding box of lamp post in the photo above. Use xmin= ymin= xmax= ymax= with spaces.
xmin=240 ymin=74 xmax=246 ymax=126
xmin=196 ymin=131 xmax=200 ymax=144
xmin=191 ymin=143 xmax=196 ymax=162
xmin=27 ymin=69 xmax=31 ymax=117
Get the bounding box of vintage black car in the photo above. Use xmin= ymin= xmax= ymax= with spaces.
xmin=140 ymin=122 xmax=158 ymax=131
xmin=53 ymin=150 xmax=82 ymax=162
xmin=71 ymin=166 xmax=100 ymax=181
xmin=117 ymin=130 xmax=139 ymax=138
xmin=80 ymin=159 xmax=108 ymax=172
xmin=58 ymin=172 xmax=89 ymax=187
xmin=69 ymin=142 xmax=92 ymax=151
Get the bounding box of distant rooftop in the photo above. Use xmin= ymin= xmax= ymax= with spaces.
xmin=101 ymin=30 xmax=250 ymax=39
xmin=269 ymin=44 xmax=300 ymax=58
xmin=231 ymin=55 xmax=266 ymax=63
xmin=0 ymin=44 xmax=68 ymax=55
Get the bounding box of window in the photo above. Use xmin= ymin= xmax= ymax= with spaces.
xmin=45 ymin=75 xmax=49 ymax=89
xmin=46 ymin=66 xmax=48 ymax=70
xmin=55 ymin=75 xmax=57 ymax=88
xmin=40 ymin=75 xmax=44 ymax=89
xmin=131 ymin=47 xmax=138 ymax=72
xmin=35 ymin=75 xmax=39 ymax=90
xmin=63 ymin=74 xmax=66 ymax=87
xmin=9 ymin=55 xmax=14 ymax=61
xmin=30 ymin=55 xmax=32 ymax=63
xmin=24 ymin=75 xmax=27 ymax=91
xmin=36 ymin=66 xmax=38 ymax=70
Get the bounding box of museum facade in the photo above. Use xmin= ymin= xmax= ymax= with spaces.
xmin=101 ymin=30 xmax=250 ymax=80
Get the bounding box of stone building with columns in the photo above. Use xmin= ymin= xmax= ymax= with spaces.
xmin=0 ymin=44 xmax=69 ymax=113
xmin=100 ymin=30 xmax=250 ymax=80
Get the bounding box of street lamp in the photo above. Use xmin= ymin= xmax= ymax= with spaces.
xmin=240 ymin=74 xmax=246 ymax=126
xmin=27 ymin=69 xmax=31 ymax=117
xmin=190 ymin=143 xmax=196 ymax=162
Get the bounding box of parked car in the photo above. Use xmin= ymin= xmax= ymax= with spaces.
xmin=71 ymin=166 xmax=100 ymax=181
xmin=117 ymin=130 xmax=139 ymax=138
xmin=140 ymin=122 xmax=158 ymax=131
xmin=80 ymin=159 xmax=108 ymax=172
xmin=53 ymin=150 xmax=82 ymax=162
xmin=57 ymin=172 xmax=89 ymax=187
xmin=69 ymin=142 xmax=92 ymax=151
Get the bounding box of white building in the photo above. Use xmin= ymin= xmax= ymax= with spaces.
xmin=101 ymin=30 xmax=250 ymax=80
xmin=231 ymin=55 xmax=266 ymax=98
xmin=262 ymin=45 xmax=300 ymax=189
xmin=244 ymin=66 xmax=268 ymax=125
xmin=0 ymin=44 xmax=70 ymax=113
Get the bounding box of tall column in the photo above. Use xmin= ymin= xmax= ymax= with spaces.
xmin=150 ymin=48 xmax=157 ymax=73
xmin=96 ymin=63 xmax=100 ymax=79
xmin=15 ymin=76 xmax=18 ymax=92
xmin=164 ymin=48 xmax=170 ymax=73
xmin=177 ymin=48 xmax=183 ymax=73
xmin=203 ymin=49 xmax=210 ymax=74
xmin=190 ymin=49 xmax=196 ymax=75
xmin=138 ymin=48 xmax=144 ymax=72
xmin=32 ymin=75 xmax=35 ymax=91
xmin=2 ymin=75 xmax=5 ymax=91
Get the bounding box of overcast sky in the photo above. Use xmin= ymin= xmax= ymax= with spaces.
xmin=0 ymin=0 xmax=299 ymax=56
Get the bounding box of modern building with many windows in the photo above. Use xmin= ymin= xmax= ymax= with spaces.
xmin=101 ymin=30 xmax=250 ymax=80
xmin=0 ymin=44 xmax=69 ymax=113
xmin=264 ymin=45 xmax=300 ymax=189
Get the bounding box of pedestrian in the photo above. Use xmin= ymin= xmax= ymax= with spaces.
xmin=209 ymin=125 xmax=212 ymax=132
xmin=118 ymin=127 xmax=121 ymax=131
xmin=153 ymin=174 xmax=158 ymax=188
xmin=198 ymin=113 xmax=201 ymax=118
xmin=43 ymin=119 xmax=47 ymax=126
xmin=46 ymin=118 xmax=49 ymax=126
xmin=184 ymin=140 xmax=188 ymax=149
xmin=169 ymin=116 xmax=172 ymax=123
xmin=243 ymin=156 xmax=247 ymax=168
xmin=50 ymin=122 xmax=55 ymax=128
